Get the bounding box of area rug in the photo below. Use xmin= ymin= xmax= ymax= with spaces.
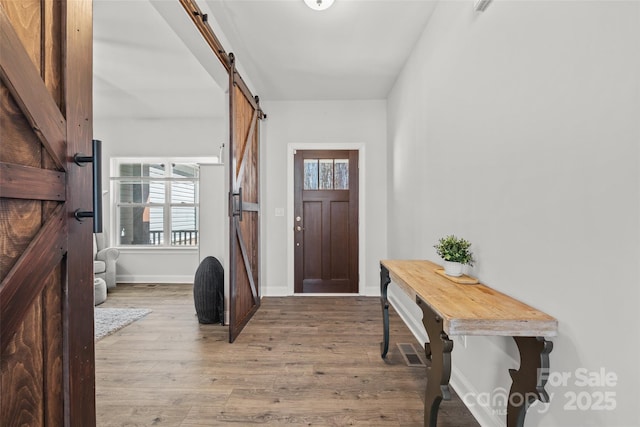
xmin=95 ymin=308 xmax=151 ymax=341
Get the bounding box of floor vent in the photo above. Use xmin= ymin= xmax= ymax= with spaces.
xmin=397 ymin=343 xmax=426 ymax=367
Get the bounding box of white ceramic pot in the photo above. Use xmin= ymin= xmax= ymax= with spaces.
xmin=443 ymin=261 xmax=463 ymax=277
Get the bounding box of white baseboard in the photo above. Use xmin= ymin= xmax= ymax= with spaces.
xmin=262 ymin=283 xmax=379 ymax=297
xmin=262 ymin=284 xmax=289 ymax=296
xmin=116 ymin=274 xmax=193 ymax=284
xmin=388 ymin=292 xmax=503 ymax=427
xmin=388 ymin=291 xmax=428 ymax=344
xmin=364 ymin=285 xmax=381 ymax=297
xmin=450 ymin=367 xmax=505 ymax=427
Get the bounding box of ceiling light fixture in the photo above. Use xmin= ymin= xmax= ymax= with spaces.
xmin=304 ymin=0 xmax=335 ymax=11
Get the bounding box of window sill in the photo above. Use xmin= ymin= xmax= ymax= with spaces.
xmin=116 ymin=246 xmax=199 ymax=254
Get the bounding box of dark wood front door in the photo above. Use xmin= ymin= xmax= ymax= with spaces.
xmin=228 ymin=55 xmax=264 ymax=343
xmin=294 ymin=150 xmax=359 ymax=293
xmin=1 ymin=1 xmax=95 ymax=425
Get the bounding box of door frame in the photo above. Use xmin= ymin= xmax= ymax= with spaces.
xmin=286 ymin=143 xmax=365 ymax=295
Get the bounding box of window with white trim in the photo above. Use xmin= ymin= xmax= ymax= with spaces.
xmin=112 ymin=158 xmax=200 ymax=247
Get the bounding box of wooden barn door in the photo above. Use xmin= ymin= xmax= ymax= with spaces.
xmin=0 ymin=1 xmax=95 ymax=425
xmin=228 ymin=54 xmax=264 ymax=343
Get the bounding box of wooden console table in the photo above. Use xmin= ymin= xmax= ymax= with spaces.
xmin=380 ymin=260 xmax=558 ymax=427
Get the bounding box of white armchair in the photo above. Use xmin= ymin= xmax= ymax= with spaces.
xmin=93 ymin=232 xmax=119 ymax=290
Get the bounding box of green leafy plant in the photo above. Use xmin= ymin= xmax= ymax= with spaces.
xmin=434 ymin=235 xmax=475 ymax=266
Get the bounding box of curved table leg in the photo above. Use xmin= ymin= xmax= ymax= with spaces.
xmin=380 ymin=264 xmax=391 ymax=358
xmin=507 ymin=336 xmax=553 ymax=427
xmin=418 ymin=297 xmax=453 ymax=427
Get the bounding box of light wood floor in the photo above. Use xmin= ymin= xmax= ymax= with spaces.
xmin=95 ymin=284 xmax=480 ymax=426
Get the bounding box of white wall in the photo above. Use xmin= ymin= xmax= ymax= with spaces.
xmin=387 ymin=1 xmax=639 ymax=426
xmin=260 ymin=100 xmax=387 ymax=296
xmin=199 ymin=163 xmax=229 ymax=322
xmin=198 ymin=164 xmax=227 ymax=265
xmin=94 ymin=117 xmax=227 ymax=283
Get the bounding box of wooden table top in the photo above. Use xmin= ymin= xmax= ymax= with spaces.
xmin=381 ymin=260 xmax=558 ymax=337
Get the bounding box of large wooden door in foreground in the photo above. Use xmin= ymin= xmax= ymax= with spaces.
xmin=0 ymin=1 xmax=95 ymax=425
xmin=228 ymin=57 xmax=264 ymax=343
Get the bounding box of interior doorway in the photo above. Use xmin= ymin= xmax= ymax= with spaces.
xmin=293 ymin=150 xmax=359 ymax=293
xmin=93 ymin=0 xmax=230 ymax=289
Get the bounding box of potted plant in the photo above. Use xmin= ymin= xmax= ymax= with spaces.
xmin=434 ymin=235 xmax=474 ymax=277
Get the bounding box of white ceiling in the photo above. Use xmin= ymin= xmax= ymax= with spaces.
xmin=93 ymin=0 xmax=437 ymax=118
xmin=93 ymin=0 xmax=226 ymax=119
xmin=202 ymin=0 xmax=437 ymax=100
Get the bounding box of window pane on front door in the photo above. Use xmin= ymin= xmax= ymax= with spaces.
xmin=334 ymin=159 xmax=349 ymax=190
xmin=303 ymin=158 xmax=350 ymax=191
xmin=319 ymin=159 xmax=333 ymax=190
xmin=304 ymin=159 xmax=319 ymax=190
